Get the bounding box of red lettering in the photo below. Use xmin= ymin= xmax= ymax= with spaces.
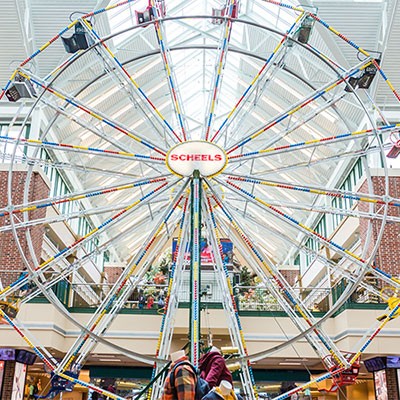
xmin=171 ymin=153 xmax=224 ymax=161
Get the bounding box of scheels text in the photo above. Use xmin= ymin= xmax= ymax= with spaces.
xmin=170 ymin=154 xmax=223 ymax=161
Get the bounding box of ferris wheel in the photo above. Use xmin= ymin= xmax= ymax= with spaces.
xmin=1 ymin=0 xmax=400 ymax=399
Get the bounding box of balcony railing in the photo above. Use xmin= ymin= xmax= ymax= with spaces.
xmin=1 ymin=270 xmax=386 ymax=315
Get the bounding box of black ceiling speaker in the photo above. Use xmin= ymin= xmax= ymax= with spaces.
xmin=62 ymin=21 xmax=94 ymax=54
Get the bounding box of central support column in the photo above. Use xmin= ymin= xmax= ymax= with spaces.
xmin=190 ymin=170 xmax=201 ymax=367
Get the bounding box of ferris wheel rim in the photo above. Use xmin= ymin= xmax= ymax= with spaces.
xmin=5 ymin=8 xmax=389 ymax=353
xmin=1 ymin=1 xmax=398 ymax=397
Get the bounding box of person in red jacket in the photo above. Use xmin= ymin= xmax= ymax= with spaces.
xmin=199 ymin=347 xmax=233 ymax=389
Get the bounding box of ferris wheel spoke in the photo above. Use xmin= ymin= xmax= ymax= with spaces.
xmin=1 ymin=152 xmax=162 ymax=179
xmin=210 ymin=12 xmax=305 ymax=143
xmin=224 ymin=83 xmax=350 ymax=151
xmin=230 ymin=206 xmax=390 ymax=302
xmin=203 ymin=1 xmax=236 ymax=141
xmin=0 ymin=19 xmax=81 ymax=101
xmin=0 ymin=198 xmax=168 ymax=233
xmin=224 ymin=174 xmax=400 ymax=209
xmin=39 ymin=95 xmax=167 ymax=165
xmin=205 ymin=181 xmax=348 ymax=365
xmin=18 ymin=69 xmax=168 ymax=157
xmin=246 ymin=143 xmax=386 ymax=178
xmin=223 ymin=61 xmax=294 ymax=149
xmin=215 ymin=189 xmax=396 ymax=376
xmin=215 ymin=210 xmax=342 ymax=366
xmin=0 ymin=310 xmax=56 ymax=370
xmin=228 ymin=200 xmax=360 ymax=280
xmin=57 ymin=180 xmax=188 ymax=372
xmin=202 ymin=193 xmax=257 ymax=400
xmin=73 ymin=213 xmax=182 ymax=368
xmin=226 ymin=193 xmax=400 ymax=223
xmin=214 ymin=211 xmax=333 ymax=363
xmin=271 ymin=298 xmax=400 ymax=400
xmin=307 ymin=10 xmax=400 ymax=103
xmin=0 ymin=308 xmax=129 ymax=400
xmin=226 ymin=57 xmax=374 ymax=155
xmin=218 ymin=177 xmax=400 ymax=290
xmin=227 ymin=121 xmax=398 ymax=165
xmin=80 ymin=19 xmax=182 ymax=144
xmin=75 ymin=34 xmax=175 ymax=148
xmin=3 ymin=220 xmax=165 ymax=310
xmin=0 ymin=134 xmax=165 ymax=164
xmin=11 ymin=201 xmax=170 ymax=305
xmin=151 ymin=2 xmax=188 ymax=141
xmin=226 ymin=202 xmax=386 ymax=301
xmin=0 ymin=179 xmax=178 ymax=301
xmin=149 ymin=197 xmax=191 ymax=400
xmin=0 ymin=175 xmax=169 ymax=218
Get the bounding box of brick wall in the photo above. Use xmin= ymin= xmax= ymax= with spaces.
xmin=104 ymin=265 xmax=123 ymax=284
xmin=2 ymin=360 xmax=16 ymax=400
xmin=0 ymin=170 xmax=49 ymax=287
xmin=2 ymin=361 xmax=28 ymax=400
xmin=280 ymin=269 xmax=299 ymax=286
xmin=358 ymin=175 xmax=400 ymax=277
xmin=385 ymin=368 xmax=400 ymax=400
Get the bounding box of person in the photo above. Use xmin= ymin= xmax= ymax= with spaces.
xmin=161 ymin=350 xmax=196 ymax=400
xmin=199 ymin=347 xmax=232 ymax=389
xmin=91 ymin=390 xmax=100 ymax=400
xmin=107 ymin=384 xmax=116 ymax=393
xmin=138 ymin=292 xmax=146 ymax=309
xmin=200 ymin=240 xmax=214 ymax=264
xmin=312 ymin=303 xmax=320 ymax=312
xmin=158 ymin=296 xmax=165 ymax=309
xmin=202 ymin=380 xmax=237 ymax=400
xmin=28 ymin=380 xmax=38 ymax=400
xmin=18 ymin=267 xmax=30 ymax=297
xmin=147 ymin=294 xmax=154 ymax=309
xmin=279 ymin=382 xmax=298 ymax=400
xmin=303 ymin=387 xmax=311 ymax=400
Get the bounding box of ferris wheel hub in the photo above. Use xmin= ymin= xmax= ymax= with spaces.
xmin=166 ymin=140 xmax=227 ymax=178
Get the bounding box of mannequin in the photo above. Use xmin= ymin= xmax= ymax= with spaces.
xmin=219 ymin=381 xmax=232 ymax=396
xmin=170 ymin=349 xmax=186 ymax=363
xmin=202 ymin=379 xmax=236 ymax=400
xmin=161 ymin=350 xmax=197 ymax=400
xmin=199 ymin=346 xmax=232 ymax=388
xmin=210 ymin=346 xmax=221 ymax=354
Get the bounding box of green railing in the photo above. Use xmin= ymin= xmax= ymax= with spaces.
xmin=25 ymin=279 xmax=388 ymax=317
